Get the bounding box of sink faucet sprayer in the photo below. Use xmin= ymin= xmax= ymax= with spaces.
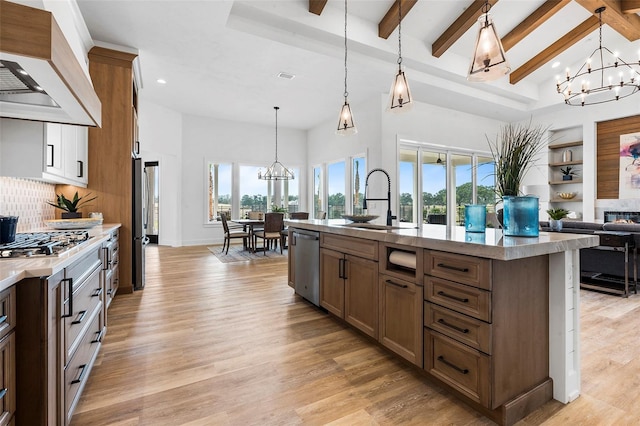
xmin=362 ymin=168 xmax=396 ymax=226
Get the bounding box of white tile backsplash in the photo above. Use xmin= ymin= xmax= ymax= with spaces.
xmin=0 ymin=177 xmax=55 ymax=232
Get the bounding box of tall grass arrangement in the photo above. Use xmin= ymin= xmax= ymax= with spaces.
xmin=487 ymin=121 xmax=549 ymax=201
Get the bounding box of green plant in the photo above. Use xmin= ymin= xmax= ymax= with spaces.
xmin=560 ymin=166 xmax=576 ymax=176
xmin=546 ymin=208 xmax=569 ymax=220
xmin=271 ymin=204 xmax=287 ymax=213
xmin=487 ymin=121 xmax=550 ymax=201
xmin=47 ymin=191 xmax=97 ymax=213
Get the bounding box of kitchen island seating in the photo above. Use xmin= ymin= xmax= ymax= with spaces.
xmin=220 ymin=214 xmax=250 ymax=254
xmin=253 ymin=213 xmax=284 ymax=255
xmin=281 ymin=212 xmax=309 ymax=252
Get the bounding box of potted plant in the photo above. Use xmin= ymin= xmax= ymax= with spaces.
xmin=47 ymin=191 xmax=97 ymax=219
xmin=487 ymin=121 xmax=549 ymax=236
xmin=546 ymin=208 xmax=569 ymax=231
xmin=561 ymin=166 xmax=576 ymax=181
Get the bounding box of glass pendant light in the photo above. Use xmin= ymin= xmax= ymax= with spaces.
xmin=336 ymin=0 xmax=357 ymax=136
xmin=258 ymin=106 xmax=294 ymax=181
xmin=467 ymin=0 xmax=510 ymax=82
xmin=388 ymin=0 xmax=412 ymax=111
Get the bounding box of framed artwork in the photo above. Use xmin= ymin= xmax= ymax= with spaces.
xmin=619 ymin=132 xmax=640 ymax=199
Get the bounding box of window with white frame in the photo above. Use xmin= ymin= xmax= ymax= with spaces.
xmin=313 ymin=154 xmax=366 ymax=220
xmin=327 ymin=161 xmax=346 ymax=219
xmin=208 ymin=162 xmax=232 ymax=221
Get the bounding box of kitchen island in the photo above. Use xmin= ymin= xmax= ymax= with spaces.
xmin=286 ymin=219 xmax=598 ymax=425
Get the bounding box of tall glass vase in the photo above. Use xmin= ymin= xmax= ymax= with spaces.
xmin=502 ymin=196 xmax=539 ymax=237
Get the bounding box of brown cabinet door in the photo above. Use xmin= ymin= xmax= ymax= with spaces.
xmin=0 ymin=332 xmax=15 ymax=425
xmin=344 ymin=254 xmax=378 ymax=338
xmin=320 ymin=248 xmax=345 ymax=318
xmin=287 ymin=228 xmax=295 ymax=289
xmin=379 ymin=274 xmax=423 ymax=366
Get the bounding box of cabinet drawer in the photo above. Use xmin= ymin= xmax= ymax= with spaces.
xmin=65 ymin=246 xmax=102 ymax=297
xmin=424 ymin=329 xmax=490 ymax=408
xmin=424 ymin=302 xmax=491 ymax=354
xmin=0 ymin=287 xmax=16 ymax=340
xmin=0 ymin=332 xmax=15 ymax=425
xmin=65 ymin=265 xmax=102 ymax=362
xmin=425 ymin=251 xmax=490 ymax=290
xmin=320 ymin=233 xmax=378 ymax=260
xmin=425 ymin=277 xmax=491 ymax=322
xmin=65 ymin=310 xmax=102 ymax=423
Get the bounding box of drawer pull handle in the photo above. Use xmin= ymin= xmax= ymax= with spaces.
xmin=437 ymin=263 xmax=469 ymax=273
xmin=61 ymin=278 xmax=74 ymax=318
xmin=72 ymin=310 xmax=87 ymax=325
xmin=437 ymin=291 xmax=469 ymax=303
xmin=71 ymin=364 xmax=87 ymax=384
xmin=92 ymin=328 xmax=105 ymax=344
xmin=0 ymin=388 xmax=6 ymax=400
xmin=437 ymin=318 xmax=469 ymax=334
xmin=437 ymin=355 xmax=469 ymax=374
xmin=107 ymin=289 xmax=113 ymax=295
xmin=386 ymin=279 xmax=408 ymax=289
xmin=0 ymin=315 xmax=7 ymax=325
xmin=92 ymin=288 xmax=103 ymax=298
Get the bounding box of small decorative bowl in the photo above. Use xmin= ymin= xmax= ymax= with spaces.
xmin=341 ymin=214 xmax=379 ymax=223
xmin=557 ymin=192 xmax=577 ymax=200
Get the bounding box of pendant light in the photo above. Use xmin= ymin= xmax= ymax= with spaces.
xmin=556 ymin=7 xmax=640 ymax=106
xmin=388 ymin=0 xmax=412 ymax=111
xmin=336 ymin=0 xmax=357 ymax=136
xmin=467 ymin=0 xmax=510 ymax=82
xmin=258 ymin=106 xmax=294 ymax=181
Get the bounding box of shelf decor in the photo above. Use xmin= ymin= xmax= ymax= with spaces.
xmin=503 ymin=196 xmax=539 ymax=237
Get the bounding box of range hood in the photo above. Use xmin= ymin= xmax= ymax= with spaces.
xmin=0 ymin=0 xmax=101 ymax=126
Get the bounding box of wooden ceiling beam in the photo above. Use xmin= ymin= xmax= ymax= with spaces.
xmin=621 ymin=0 xmax=640 ymax=13
xmin=575 ymin=0 xmax=640 ymax=40
xmin=309 ymin=0 xmax=327 ymax=16
xmin=501 ymin=0 xmax=572 ymax=51
xmin=509 ymin=15 xmax=600 ymax=85
xmin=431 ymin=0 xmax=499 ymax=58
xmin=378 ymin=0 xmax=418 ymax=39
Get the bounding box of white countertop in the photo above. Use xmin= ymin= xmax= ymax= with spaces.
xmin=0 ymin=224 xmax=121 ymax=291
xmin=285 ymin=219 xmax=599 ymax=261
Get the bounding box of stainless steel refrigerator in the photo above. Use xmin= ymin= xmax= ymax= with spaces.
xmin=133 ymin=157 xmax=149 ymax=290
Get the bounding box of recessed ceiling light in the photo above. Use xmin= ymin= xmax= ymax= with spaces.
xmin=551 ymin=61 xmax=561 ymax=68
xmin=277 ymin=72 xmax=295 ymax=80
xmin=156 ymin=79 xmax=167 ymax=84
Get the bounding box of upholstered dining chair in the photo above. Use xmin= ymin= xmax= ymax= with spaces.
xmin=316 ymin=211 xmax=327 ymax=219
xmin=280 ymin=212 xmax=309 ymax=252
xmin=253 ymin=212 xmax=284 ymax=256
xmin=220 ymin=214 xmax=250 ymax=254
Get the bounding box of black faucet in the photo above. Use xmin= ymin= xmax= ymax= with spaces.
xmin=362 ymin=168 xmax=396 ymax=226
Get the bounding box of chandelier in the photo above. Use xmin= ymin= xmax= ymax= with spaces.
xmin=388 ymin=0 xmax=412 ymax=111
xmin=556 ymin=7 xmax=640 ymax=106
xmin=336 ymin=0 xmax=357 ymax=135
xmin=258 ymin=106 xmax=294 ymax=181
xmin=467 ymin=0 xmax=510 ymax=82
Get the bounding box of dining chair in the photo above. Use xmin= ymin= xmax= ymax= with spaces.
xmin=220 ymin=214 xmax=250 ymax=254
xmin=280 ymin=212 xmax=309 ymax=251
xmin=253 ymin=212 xmax=284 ymax=255
xmin=316 ymin=211 xmax=327 ymax=219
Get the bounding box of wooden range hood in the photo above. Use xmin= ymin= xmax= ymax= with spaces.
xmin=0 ymin=0 xmax=101 ymax=126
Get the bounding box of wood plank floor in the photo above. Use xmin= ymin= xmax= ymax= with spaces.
xmin=71 ymin=245 xmax=640 ymax=425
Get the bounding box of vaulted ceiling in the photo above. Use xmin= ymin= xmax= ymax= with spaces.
xmin=74 ymin=0 xmax=640 ymax=130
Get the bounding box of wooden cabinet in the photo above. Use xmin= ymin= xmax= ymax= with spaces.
xmin=17 ymin=245 xmax=104 ymax=425
xmin=0 ymin=287 xmax=16 ymax=426
xmin=424 ymin=250 xmax=551 ymax=418
xmin=0 ymin=119 xmax=89 ymax=186
xmin=379 ymin=274 xmax=423 ymax=366
xmin=287 ymin=228 xmax=295 ymax=289
xmin=320 ymin=234 xmax=378 ymax=338
xmin=87 ymin=46 xmax=138 ymax=294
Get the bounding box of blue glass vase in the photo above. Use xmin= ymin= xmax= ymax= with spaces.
xmin=502 ymin=196 xmax=539 ymax=237
xmin=464 ymin=204 xmax=486 ymax=233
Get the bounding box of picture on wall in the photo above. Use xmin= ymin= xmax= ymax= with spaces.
xmin=619 ymin=131 xmax=640 ymax=199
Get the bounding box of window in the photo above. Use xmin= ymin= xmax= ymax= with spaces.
xmin=352 ymin=156 xmax=366 ymax=214
xmin=327 ymin=161 xmax=346 ymax=219
xmin=313 ymin=165 xmax=323 ymax=218
xmin=208 ymin=162 xmax=232 ymax=221
xmin=422 ymin=151 xmax=447 ymax=224
xmin=239 ymin=165 xmax=269 ymax=218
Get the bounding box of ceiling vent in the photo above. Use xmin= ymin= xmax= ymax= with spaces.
xmin=277 ymin=72 xmax=295 ymax=80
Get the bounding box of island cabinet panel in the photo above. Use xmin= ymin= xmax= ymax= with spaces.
xmin=287 ymin=228 xmax=295 ymax=289
xmin=0 ymin=286 xmax=16 ymax=426
xmin=424 ymin=250 xmax=550 ymax=422
xmin=320 ymin=235 xmax=379 ymax=338
xmin=379 ymin=274 xmax=423 ymax=366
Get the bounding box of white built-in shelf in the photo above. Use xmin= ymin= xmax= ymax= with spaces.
xmin=549 ymin=160 xmax=582 ymax=167
xmin=549 ymin=179 xmax=583 ymax=185
xmin=548 ymin=141 xmax=583 ymax=150
xmin=549 ymin=198 xmax=583 ymax=203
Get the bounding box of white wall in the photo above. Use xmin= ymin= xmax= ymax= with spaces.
xmin=180 ymin=114 xmax=307 ymax=246
xmin=138 ymin=99 xmax=183 ymax=246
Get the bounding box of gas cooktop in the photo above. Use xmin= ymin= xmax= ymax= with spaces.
xmin=0 ymin=231 xmax=92 ymax=259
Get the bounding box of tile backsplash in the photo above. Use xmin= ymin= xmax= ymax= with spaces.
xmin=0 ymin=177 xmax=55 ymax=232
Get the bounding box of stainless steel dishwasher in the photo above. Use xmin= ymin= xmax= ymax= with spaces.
xmin=292 ymin=228 xmax=320 ymax=306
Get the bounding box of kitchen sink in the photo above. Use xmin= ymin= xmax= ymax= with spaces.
xmin=340 ymin=223 xmax=403 ymax=231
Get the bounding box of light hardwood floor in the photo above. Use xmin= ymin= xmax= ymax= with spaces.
xmin=71 ymin=245 xmax=640 ymax=425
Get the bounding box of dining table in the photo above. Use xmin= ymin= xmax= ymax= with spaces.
xmin=231 ymin=219 xmax=264 ymax=252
